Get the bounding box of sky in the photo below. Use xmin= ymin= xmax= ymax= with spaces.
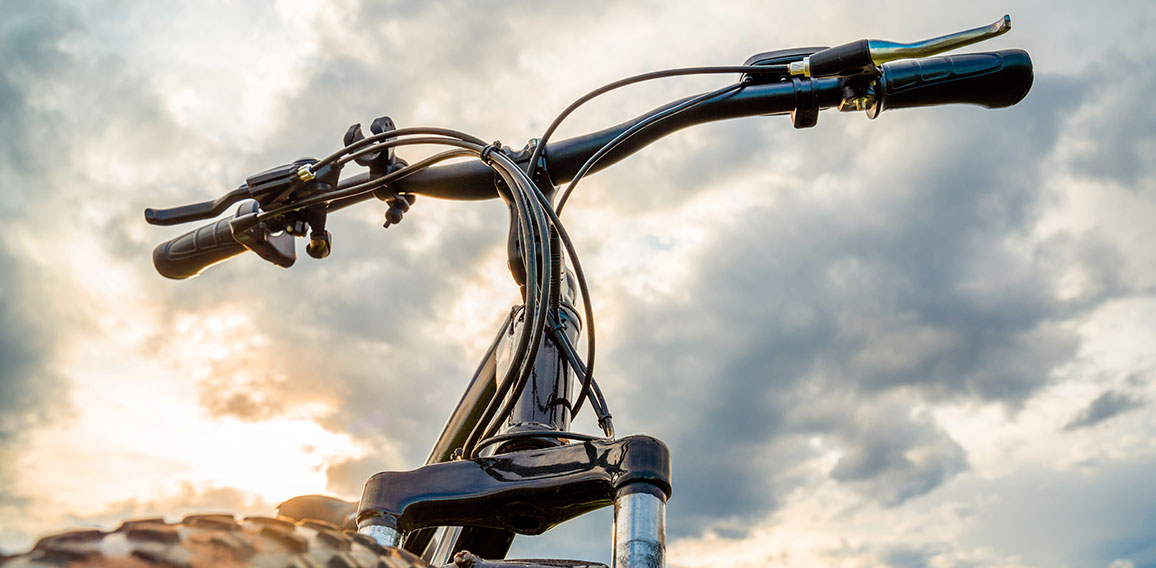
xmin=1 ymin=1 xmax=1154 ymax=566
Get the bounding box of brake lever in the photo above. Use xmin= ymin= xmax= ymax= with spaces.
xmin=144 ymin=186 xmax=250 ymax=226
xmin=789 ymin=15 xmax=1012 ymax=78
xmin=868 ymin=15 xmax=1011 ymax=66
xmin=145 ymin=157 xmax=332 ymax=227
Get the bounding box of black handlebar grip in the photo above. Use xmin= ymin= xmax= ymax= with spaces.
xmin=872 ymin=49 xmax=1032 ymax=115
xmin=152 ymin=216 xmax=246 ymax=279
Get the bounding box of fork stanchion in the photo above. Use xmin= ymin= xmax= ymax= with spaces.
xmin=358 ymin=521 xmax=402 ymax=548
xmin=613 ymin=483 xmax=667 ymax=568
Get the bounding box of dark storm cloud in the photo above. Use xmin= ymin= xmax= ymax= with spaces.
xmin=1063 ymin=389 xmax=1145 ymax=431
xmin=0 ymin=260 xmax=66 ymax=442
xmin=0 ymin=0 xmax=76 ymax=516
xmin=0 ymin=2 xmax=76 ymax=205
xmin=600 ymin=70 xmax=1144 ymax=536
xmin=1065 ymin=57 xmax=1156 ymax=188
xmin=0 ymin=258 xmax=68 ymax=511
xmin=823 ymin=406 xmax=968 ymax=507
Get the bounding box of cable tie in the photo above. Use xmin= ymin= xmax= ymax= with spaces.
xmin=479 ymin=140 xmax=503 ymax=166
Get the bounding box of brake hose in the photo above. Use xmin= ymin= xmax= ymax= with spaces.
xmin=557 ymin=80 xmax=747 ymax=214
xmin=460 ymin=152 xmax=556 ymax=456
xmin=523 ymin=65 xmax=789 ymax=181
xmin=259 ymin=146 xmax=473 ymax=221
xmin=312 ymin=126 xmax=488 ymax=171
xmin=268 ymin=131 xmax=556 ymax=456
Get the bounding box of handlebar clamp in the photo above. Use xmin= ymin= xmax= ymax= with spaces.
xmin=791 ymin=77 xmax=819 ymax=129
xmin=344 ymin=116 xmax=403 ymax=178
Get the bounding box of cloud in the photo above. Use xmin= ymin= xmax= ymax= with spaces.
xmin=325 ymin=455 xmax=393 ymax=500
xmin=1062 ymin=56 xmax=1156 ymax=188
xmin=0 ymin=0 xmax=77 ymax=526
xmin=70 ymin=482 xmax=277 ymax=528
xmin=1063 ymin=389 xmax=1145 ymax=431
xmin=0 ymin=260 xmax=65 ymax=443
xmin=584 ymin=58 xmax=1150 ymax=539
xmin=878 ymin=544 xmax=950 ymax=568
xmin=958 ymin=455 xmax=1156 ymax=567
xmin=199 ymin=388 xmax=286 ymax=423
xmin=823 ymin=406 xmax=969 ymax=507
xmin=3 ymin=0 xmax=1156 ymax=564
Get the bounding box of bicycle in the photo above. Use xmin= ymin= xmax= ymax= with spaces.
xmin=1 ymin=16 xmax=1032 ymax=568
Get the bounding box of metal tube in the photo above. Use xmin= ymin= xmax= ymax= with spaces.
xmin=321 ymin=78 xmax=843 ymax=203
xmin=613 ymin=489 xmax=666 ymax=568
xmin=426 ymin=526 xmax=463 ymax=565
xmin=358 ymin=524 xmax=402 ymax=549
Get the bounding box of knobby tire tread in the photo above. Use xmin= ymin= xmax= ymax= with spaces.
xmin=0 ymin=515 xmax=432 ymax=568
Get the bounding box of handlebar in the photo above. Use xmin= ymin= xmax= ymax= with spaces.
xmin=332 ymin=49 xmax=1031 ymax=200
xmin=151 ymin=48 xmax=1032 ymax=278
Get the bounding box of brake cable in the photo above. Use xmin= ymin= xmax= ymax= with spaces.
xmin=278 ymin=74 xmax=760 ymax=447
xmin=557 ymin=80 xmax=748 ymax=214
xmin=312 ymin=126 xmax=488 ymax=172
xmin=459 ymin=151 xmax=555 ymax=456
xmin=258 ymin=147 xmax=473 ymax=221
xmin=523 ymin=64 xmax=790 ymax=180
xmin=280 ymin=133 xmax=558 ymax=450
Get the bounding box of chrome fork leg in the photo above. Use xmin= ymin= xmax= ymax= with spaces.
xmin=612 ymin=486 xmax=667 ymax=568
xmin=358 ymin=523 xmax=402 ymax=548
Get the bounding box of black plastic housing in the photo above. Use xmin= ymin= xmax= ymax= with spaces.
xmin=246 ymin=159 xmax=317 ymax=206
xmin=808 ymin=39 xmax=874 ymax=77
xmin=740 ymin=46 xmax=826 ymax=83
xmin=870 ymin=49 xmax=1033 ymax=115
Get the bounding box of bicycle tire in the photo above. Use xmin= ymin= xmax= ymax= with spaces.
xmin=0 ymin=514 xmax=432 ymax=568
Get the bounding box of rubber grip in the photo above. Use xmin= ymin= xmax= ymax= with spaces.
xmin=152 ymin=216 xmax=246 ymax=279
xmin=874 ymin=49 xmax=1032 ymax=113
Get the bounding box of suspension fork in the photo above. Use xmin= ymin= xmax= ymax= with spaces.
xmin=430 ymin=270 xmax=581 ymax=562
xmin=358 ymin=435 xmax=672 ymax=567
xmin=359 ymin=152 xmax=670 ymax=566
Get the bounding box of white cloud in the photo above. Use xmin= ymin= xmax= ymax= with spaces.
xmin=3 ymin=2 xmax=1155 ymax=566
